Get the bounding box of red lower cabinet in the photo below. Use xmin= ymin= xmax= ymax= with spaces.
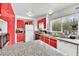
xmin=45 ymin=36 xmax=49 ymax=44
xmin=39 ymin=34 xmax=57 ymax=48
xmin=39 ymin=35 xmax=45 ymax=41
xmin=39 ymin=35 xmax=42 ymax=40
xmin=17 ymin=34 xmax=25 ymax=42
xmin=50 ymin=38 xmax=57 ymax=48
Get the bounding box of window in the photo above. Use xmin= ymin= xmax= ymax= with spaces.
xmin=50 ymin=14 xmax=78 ymax=36
xmin=52 ymin=18 xmax=62 ymax=32
xmin=62 ymin=16 xmax=78 ymax=35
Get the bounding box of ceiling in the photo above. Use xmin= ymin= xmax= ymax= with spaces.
xmin=12 ymin=3 xmax=74 ymax=18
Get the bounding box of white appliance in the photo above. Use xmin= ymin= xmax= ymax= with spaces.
xmin=25 ymin=24 xmax=34 ymax=42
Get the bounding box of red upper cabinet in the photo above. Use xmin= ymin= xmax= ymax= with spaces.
xmin=37 ymin=18 xmax=46 ymax=29
xmin=43 ymin=18 xmax=46 ymax=29
xmin=0 ymin=3 xmax=1 ymax=14
xmin=25 ymin=20 xmax=33 ymax=25
xmin=17 ymin=20 xmax=33 ymax=28
xmin=17 ymin=20 xmax=25 ymax=28
xmin=28 ymin=20 xmax=32 ymax=24
xmin=0 ymin=3 xmax=1 ymax=18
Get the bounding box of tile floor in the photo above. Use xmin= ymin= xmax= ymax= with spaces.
xmin=0 ymin=40 xmax=63 ymax=56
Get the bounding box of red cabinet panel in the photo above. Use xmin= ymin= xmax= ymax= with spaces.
xmin=17 ymin=20 xmax=33 ymax=42
xmin=17 ymin=20 xmax=25 ymax=42
xmin=37 ymin=18 xmax=46 ymax=29
xmin=17 ymin=20 xmax=25 ymax=28
xmin=0 ymin=3 xmax=1 ymax=14
xmin=17 ymin=34 xmax=25 ymax=42
xmin=39 ymin=34 xmax=57 ymax=48
xmin=28 ymin=21 xmax=33 ymax=24
xmin=25 ymin=20 xmax=33 ymax=24
xmin=50 ymin=38 xmax=57 ymax=48
xmin=39 ymin=35 xmax=43 ymax=41
xmin=45 ymin=36 xmax=49 ymax=44
xmin=39 ymin=35 xmax=45 ymax=41
xmin=43 ymin=18 xmax=46 ymax=29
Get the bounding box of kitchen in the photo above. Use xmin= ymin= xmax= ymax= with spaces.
xmin=0 ymin=3 xmax=79 ymax=56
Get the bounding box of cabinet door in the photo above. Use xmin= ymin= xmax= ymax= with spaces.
xmin=17 ymin=20 xmax=25 ymax=28
xmin=50 ymin=38 xmax=57 ymax=48
xmin=39 ymin=35 xmax=45 ymax=42
xmin=17 ymin=34 xmax=25 ymax=42
xmin=39 ymin=35 xmax=42 ymax=41
xmin=45 ymin=36 xmax=49 ymax=44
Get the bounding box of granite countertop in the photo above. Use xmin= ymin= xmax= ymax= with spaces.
xmin=56 ymin=37 xmax=79 ymax=45
xmin=38 ymin=33 xmax=79 ymax=45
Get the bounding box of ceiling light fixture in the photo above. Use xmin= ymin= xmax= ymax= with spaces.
xmin=26 ymin=11 xmax=33 ymax=17
xmin=26 ymin=8 xmax=33 ymax=17
xmin=27 ymin=11 xmax=33 ymax=17
xmin=48 ymin=9 xmax=54 ymax=15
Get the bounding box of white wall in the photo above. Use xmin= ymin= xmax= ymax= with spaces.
xmin=0 ymin=19 xmax=7 ymax=33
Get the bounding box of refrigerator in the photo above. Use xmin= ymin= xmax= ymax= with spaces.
xmin=25 ymin=24 xmax=34 ymax=42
